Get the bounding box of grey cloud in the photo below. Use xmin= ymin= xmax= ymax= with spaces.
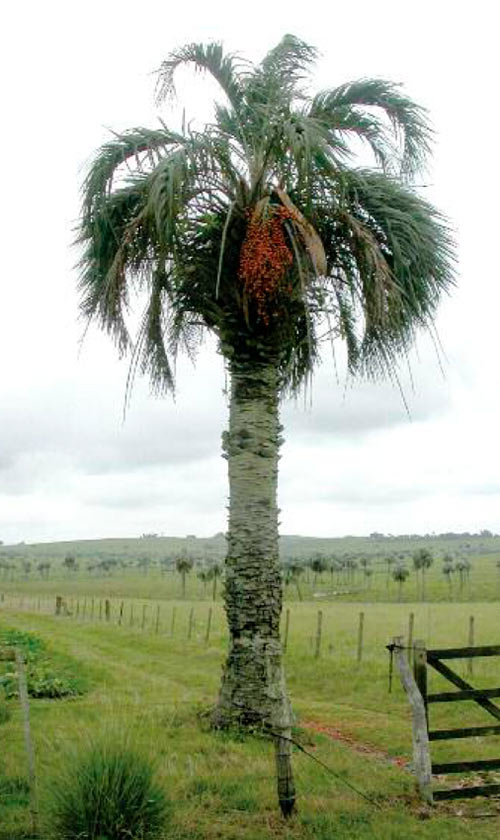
xmin=283 ymin=366 xmax=451 ymax=440
xmin=0 ymin=374 xmax=225 ymax=495
xmin=77 ymin=456 xmax=225 ymax=511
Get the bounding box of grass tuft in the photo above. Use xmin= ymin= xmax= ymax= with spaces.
xmin=47 ymin=739 xmax=170 ymax=839
xmin=0 ymin=701 xmax=11 ymax=725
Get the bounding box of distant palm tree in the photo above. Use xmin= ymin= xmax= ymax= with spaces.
xmin=63 ymin=554 xmax=77 ymax=574
xmin=309 ymin=554 xmax=328 ymax=589
xmin=392 ymin=564 xmax=410 ymax=602
xmin=78 ymin=34 xmax=454 ymax=809
xmin=21 ymin=560 xmax=32 ymax=579
xmin=197 ymin=568 xmax=210 ymax=596
xmin=175 ymin=555 xmax=194 ymax=598
xmin=442 ymin=558 xmax=454 ymax=599
xmin=136 ymin=556 xmax=152 ymax=576
xmin=412 ymin=548 xmax=433 ymax=601
xmin=455 ymin=557 xmax=471 ymax=597
xmin=361 ymin=562 xmax=373 ymax=590
xmin=345 ymin=558 xmax=359 ymax=585
xmin=385 ymin=555 xmax=397 ymax=588
xmin=206 ymin=562 xmax=222 ymax=601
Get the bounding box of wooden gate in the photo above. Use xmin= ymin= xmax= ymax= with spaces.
xmin=414 ymin=642 xmax=500 ymax=801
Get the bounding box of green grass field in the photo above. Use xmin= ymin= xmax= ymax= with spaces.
xmin=1 ymin=591 xmax=500 ymax=839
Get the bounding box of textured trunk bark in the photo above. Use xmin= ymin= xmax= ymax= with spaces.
xmin=213 ymin=357 xmax=295 ymax=813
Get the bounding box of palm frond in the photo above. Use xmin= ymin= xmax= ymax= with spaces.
xmin=155 ymin=41 xmax=247 ymax=110
xmin=138 ymin=269 xmax=176 ymax=394
xmin=78 ymin=180 xmax=149 ymax=352
xmin=146 ymin=148 xmax=190 ymax=250
xmin=311 ymin=168 xmax=455 ymax=376
xmin=309 ymin=79 xmax=432 ymax=177
xmin=260 ymin=34 xmax=317 ymax=95
xmin=81 ymin=127 xmax=182 ymax=222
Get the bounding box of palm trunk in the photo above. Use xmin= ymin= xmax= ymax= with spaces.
xmin=213 ymin=357 xmax=295 ymax=814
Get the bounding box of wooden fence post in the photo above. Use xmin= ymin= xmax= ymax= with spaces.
xmin=15 ymin=648 xmax=39 ymax=835
xmin=155 ymin=604 xmax=160 ymax=634
xmin=105 ymin=599 xmax=111 ymax=622
xmin=408 ymin=612 xmax=415 ymax=664
xmin=392 ymin=636 xmax=433 ymax=805
xmin=468 ymin=616 xmax=475 ymax=677
xmin=82 ymin=599 xmax=87 ymax=620
xmin=413 ymin=639 xmax=428 ymax=728
xmin=283 ymin=608 xmax=290 ymax=653
xmin=314 ymin=610 xmax=323 ymax=659
xmin=205 ymin=607 xmax=212 ymax=643
xmin=141 ymin=604 xmax=147 ymax=630
xmin=187 ymin=607 xmax=194 ymax=640
xmin=55 ymin=595 xmax=62 ymax=616
xmin=118 ymin=601 xmax=124 ymax=626
xmin=357 ymin=611 xmax=365 ymax=663
xmin=274 ymin=729 xmax=296 ymax=818
xmin=76 ymin=600 xmax=80 ymax=619
xmin=129 ymin=603 xmax=134 ymax=627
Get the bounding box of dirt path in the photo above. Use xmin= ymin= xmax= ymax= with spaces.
xmin=301 ymin=719 xmax=409 ymax=768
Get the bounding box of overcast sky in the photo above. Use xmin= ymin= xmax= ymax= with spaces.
xmin=1 ymin=1 xmax=498 ymax=544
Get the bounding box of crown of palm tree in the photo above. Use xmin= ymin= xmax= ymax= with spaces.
xmin=78 ymin=34 xmax=455 ymax=395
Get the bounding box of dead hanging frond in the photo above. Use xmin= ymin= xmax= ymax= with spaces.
xmin=274 ymin=187 xmax=327 ymax=275
xmin=215 ymin=201 xmax=235 ymax=299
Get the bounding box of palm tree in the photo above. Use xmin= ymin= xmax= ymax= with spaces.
xmin=443 ymin=559 xmax=455 ymax=601
xmin=359 ymin=558 xmax=373 ymax=590
xmin=392 ymin=564 xmax=410 ymax=602
xmin=78 ymin=34 xmax=454 ymax=810
xmin=442 ymin=557 xmax=454 ymax=599
xmin=197 ymin=568 xmax=210 ymax=596
xmin=206 ymin=562 xmax=222 ymax=601
xmin=384 ymin=554 xmax=397 ymax=588
xmin=63 ymin=554 xmax=77 ymax=574
xmin=309 ymin=554 xmax=328 ymax=589
xmin=412 ymin=547 xmax=434 ymax=600
xmin=175 ymin=555 xmax=194 ymax=598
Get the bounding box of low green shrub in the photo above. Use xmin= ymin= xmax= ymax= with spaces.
xmin=0 ymin=628 xmax=87 ymax=699
xmin=48 ymin=741 xmax=169 ymax=839
xmin=0 ymin=628 xmax=45 ymax=659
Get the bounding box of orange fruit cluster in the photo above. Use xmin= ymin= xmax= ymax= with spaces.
xmin=238 ymin=206 xmax=293 ymax=324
